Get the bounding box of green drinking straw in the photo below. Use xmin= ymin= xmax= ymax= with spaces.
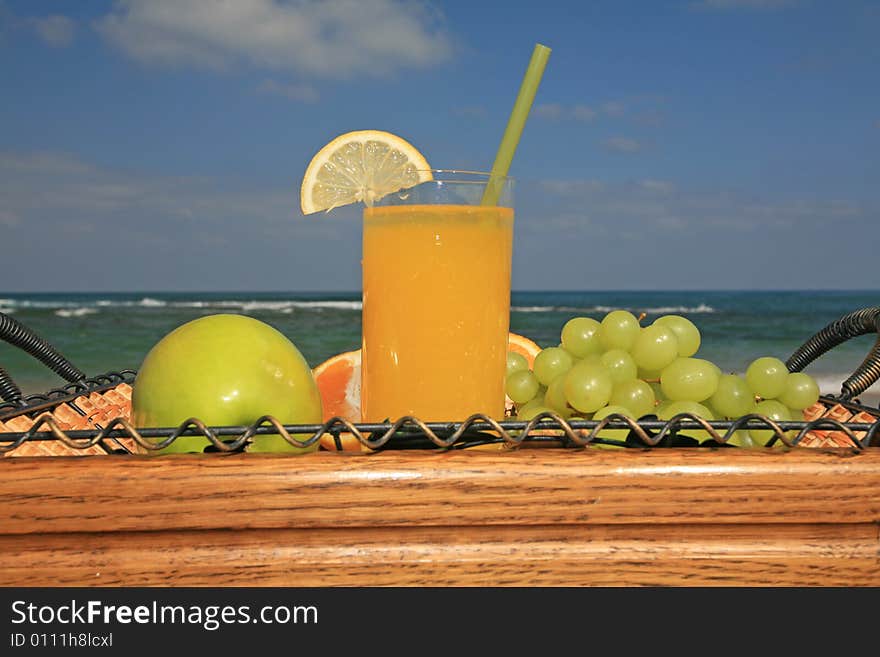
xmin=481 ymin=43 xmax=552 ymax=206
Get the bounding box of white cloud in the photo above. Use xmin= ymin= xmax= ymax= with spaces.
xmin=0 ymin=210 xmax=20 ymax=227
xmin=534 ymin=103 xmax=563 ymax=120
xmin=603 ymin=136 xmax=642 ymax=153
xmin=31 ymin=15 xmax=75 ymax=47
xmin=94 ymin=0 xmax=454 ymax=78
xmin=571 ymin=105 xmax=597 ymax=122
xmin=533 ymin=177 xmax=870 ymax=235
xmin=601 ymin=101 xmax=625 ymax=116
xmin=0 ymin=149 xmax=347 ymax=229
xmin=534 ymin=101 xmax=630 ymax=122
xmin=0 ymin=151 xmax=94 ymax=175
xmin=539 ymin=179 xmax=606 ymax=195
xmin=257 ymin=79 xmax=319 ymax=102
xmin=535 ymin=103 xmax=597 ymax=121
xmin=452 ymin=105 xmax=487 ymax=119
xmin=640 ymin=179 xmax=675 ymax=194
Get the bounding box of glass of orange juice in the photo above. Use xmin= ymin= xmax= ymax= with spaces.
xmin=361 ymin=171 xmax=514 ymax=423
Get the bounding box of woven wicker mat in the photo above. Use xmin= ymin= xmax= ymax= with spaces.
xmin=799 ymin=400 xmax=878 ymax=448
xmin=0 ymin=382 xmax=142 ymax=457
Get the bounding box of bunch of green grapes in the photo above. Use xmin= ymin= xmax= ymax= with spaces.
xmin=505 ymin=310 xmax=821 ymax=447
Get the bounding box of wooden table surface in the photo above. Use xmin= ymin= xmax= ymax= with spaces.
xmin=2 ymin=447 xmax=879 ymax=587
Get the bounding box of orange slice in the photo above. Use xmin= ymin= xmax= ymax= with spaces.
xmin=312 ymin=349 xmax=363 ymax=451
xmin=508 ymin=332 xmax=541 ymax=368
xmin=312 ymin=332 xmax=542 ymax=450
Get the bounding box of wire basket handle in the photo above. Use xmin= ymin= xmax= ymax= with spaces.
xmin=785 ymin=307 xmax=880 ymax=401
xmin=0 ymin=312 xmax=86 ymax=405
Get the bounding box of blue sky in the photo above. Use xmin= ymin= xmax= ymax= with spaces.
xmin=1 ymin=0 xmax=878 ymax=292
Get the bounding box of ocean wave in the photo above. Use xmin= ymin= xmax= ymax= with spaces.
xmin=168 ymin=300 xmax=362 ymax=312
xmin=94 ymin=297 xmax=168 ymax=308
xmin=287 ymin=301 xmax=362 ymax=310
xmin=0 ymin=299 xmax=81 ymax=309
xmin=644 ymin=304 xmax=716 ymax=314
xmin=55 ymin=308 xmax=99 ymax=318
xmin=0 ymin=297 xmax=361 ymax=312
xmin=512 ymin=303 xmax=716 ymax=315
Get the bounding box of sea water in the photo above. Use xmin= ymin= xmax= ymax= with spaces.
xmin=0 ymin=290 xmax=877 ymax=403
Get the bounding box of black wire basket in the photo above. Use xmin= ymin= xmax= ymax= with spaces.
xmin=1 ymin=307 xmax=879 ymax=456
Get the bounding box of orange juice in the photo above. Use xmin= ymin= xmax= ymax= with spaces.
xmin=361 ymin=204 xmax=514 ymax=422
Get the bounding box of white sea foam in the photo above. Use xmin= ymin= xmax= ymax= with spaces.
xmin=55 ymin=307 xmax=98 ymax=318
xmin=0 ymin=297 xmax=360 ymax=312
xmin=512 ymin=303 xmax=716 ymax=315
xmin=644 ymin=304 xmax=716 ymax=314
xmin=288 ymin=301 xmax=362 ymax=310
xmin=811 ymin=374 xmax=880 ymax=396
xmin=591 ymin=304 xmax=716 ymax=314
xmin=167 ymin=300 xmax=362 ymax=312
xmin=512 ymin=306 xmax=561 ymax=313
xmin=2 ymin=299 xmax=80 ymax=309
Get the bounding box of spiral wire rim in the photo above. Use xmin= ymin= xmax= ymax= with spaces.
xmin=2 ymin=407 xmax=878 ymax=455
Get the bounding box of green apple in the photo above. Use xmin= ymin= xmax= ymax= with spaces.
xmin=132 ymin=314 xmax=323 ymax=454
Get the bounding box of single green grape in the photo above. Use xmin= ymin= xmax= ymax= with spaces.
xmin=544 ymin=375 xmax=572 ymax=417
xmin=745 ymin=357 xmax=789 ymax=400
xmin=658 ymin=399 xmax=716 ymax=442
xmin=709 ymin=374 xmax=756 ymax=419
xmin=658 ymin=399 xmax=714 ymax=418
xmin=704 ymin=359 xmax=723 ymax=379
xmin=560 ymin=316 xmax=604 ymax=358
xmin=726 ymin=430 xmax=760 ymax=448
xmin=591 ymin=404 xmax=636 ymax=446
xmin=532 ymin=346 xmax=574 ymax=386
xmin=660 ymin=357 xmax=720 ymax=402
xmin=506 ymin=369 xmax=540 ymax=405
xmin=654 ymin=315 xmax=701 ymax=358
xmin=506 ymin=351 xmax=529 ymax=378
xmin=563 ymin=361 xmax=613 ymax=414
xmin=599 ymin=349 xmax=638 ymax=384
xmin=748 ymin=399 xmax=793 ymax=446
xmin=631 ymin=323 xmax=679 ymax=372
xmin=599 ymin=310 xmax=641 ymax=352
xmin=777 ymin=372 xmax=820 ymax=410
xmin=609 ymin=378 xmax=656 ymax=419
xmin=702 ymin=398 xmax=722 ymax=420
xmin=517 ymin=403 xmax=558 ymax=422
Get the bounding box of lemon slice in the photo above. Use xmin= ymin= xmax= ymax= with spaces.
xmin=300 ymin=130 xmax=433 ymax=215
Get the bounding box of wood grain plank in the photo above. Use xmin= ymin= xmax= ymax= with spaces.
xmin=2 ymin=523 xmax=877 ymax=587
xmin=2 ymin=449 xmax=880 ymax=535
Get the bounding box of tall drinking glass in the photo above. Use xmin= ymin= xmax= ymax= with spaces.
xmin=361 ymin=171 xmax=514 ymax=423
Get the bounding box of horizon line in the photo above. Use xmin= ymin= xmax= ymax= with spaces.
xmin=2 ymin=288 xmax=879 ymax=295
